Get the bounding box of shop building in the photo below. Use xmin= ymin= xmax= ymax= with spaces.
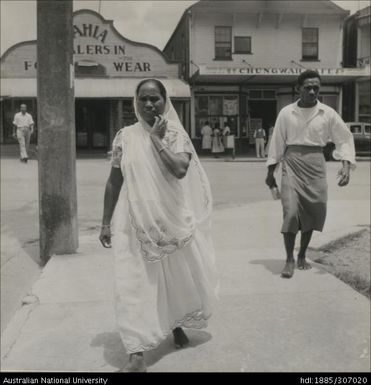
xmin=342 ymin=5 xmax=370 ymax=123
xmin=0 ymin=10 xmax=190 ymax=149
xmin=163 ymin=0 xmax=369 ymax=153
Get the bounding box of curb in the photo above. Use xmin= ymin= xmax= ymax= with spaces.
xmin=309 ymin=226 xmax=369 ymax=252
xmin=1 ymin=301 xmax=39 ymax=363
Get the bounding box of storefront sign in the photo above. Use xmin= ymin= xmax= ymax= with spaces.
xmin=1 ymin=10 xmax=179 ymax=79
xmin=199 ymin=65 xmax=370 ymax=77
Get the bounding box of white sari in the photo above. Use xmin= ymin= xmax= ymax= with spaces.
xmin=110 ymin=86 xmax=218 ymax=353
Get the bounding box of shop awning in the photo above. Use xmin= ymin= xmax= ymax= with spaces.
xmin=0 ymin=78 xmax=191 ymax=98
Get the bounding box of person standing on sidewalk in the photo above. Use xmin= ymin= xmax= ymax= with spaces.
xmin=211 ymin=124 xmax=224 ymax=157
xmin=254 ymin=126 xmax=266 ymax=158
xmin=265 ymin=70 xmax=356 ymax=279
xmin=99 ymin=79 xmax=218 ymax=372
xmin=12 ymin=104 xmax=34 ymax=163
xmin=200 ymin=120 xmax=212 ymax=153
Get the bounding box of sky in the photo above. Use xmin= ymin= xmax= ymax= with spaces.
xmin=1 ymin=0 xmax=369 ymax=55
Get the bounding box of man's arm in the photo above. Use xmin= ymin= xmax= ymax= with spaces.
xmin=265 ymin=112 xmax=286 ymax=187
xmin=338 ymin=160 xmax=350 ymax=187
xmin=12 ymin=115 xmax=17 ymax=137
xmin=329 ymin=111 xmax=356 ymax=187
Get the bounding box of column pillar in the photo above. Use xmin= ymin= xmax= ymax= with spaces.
xmin=37 ymin=0 xmax=78 ymax=263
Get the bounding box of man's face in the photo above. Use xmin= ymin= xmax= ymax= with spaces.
xmin=298 ymin=78 xmax=321 ymax=106
xmin=20 ymin=105 xmax=27 ymax=114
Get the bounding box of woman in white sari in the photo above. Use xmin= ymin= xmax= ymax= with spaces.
xmin=99 ymin=79 xmax=218 ymax=372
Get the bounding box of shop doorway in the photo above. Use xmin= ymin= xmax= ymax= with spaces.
xmin=75 ymin=99 xmax=109 ymax=150
xmin=248 ymin=99 xmax=277 ymax=143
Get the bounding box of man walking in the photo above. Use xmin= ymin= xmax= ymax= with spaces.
xmin=254 ymin=126 xmax=266 ymax=157
xmin=13 ymin=104 xmax=34 ymax=163
xmin=265 ymin=70 xmax=356 ymax=278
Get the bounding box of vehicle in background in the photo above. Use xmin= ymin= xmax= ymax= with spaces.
xmin=323 ymin=122 xmax=371 ymax=160
xmin=347 ymin=122 xmax=371 ymax=156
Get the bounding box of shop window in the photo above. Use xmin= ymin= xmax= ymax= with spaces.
xmin=249 ymin=90 xmax=262 ymax=99
xmin=249 ymin=90 xmax=276 ymax=100
xmin=263 ymin=90 xmax=276 ymax=99
xmin=318 ymin=95 xmax=337 ymax=111
xmin=302 ymin=28 xmax=319 ymax=61
xmin=195 ymin=94 xmax=239 ymax=137
xmin=122 ymin=100 xmax=136 ymax=127
xmin=234 ymin=36 xmax=251 ymax=54
xmin=215 ymin=26 xmax=232 ymax=60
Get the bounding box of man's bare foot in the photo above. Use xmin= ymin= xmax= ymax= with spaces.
xmin=173 ymin=327 xmax=189 ymax=349
xmin=119 ymin=353 xmax=146 ymax=372
xmin=297 ymin=257 xmax=312 ymax=270
xmin=281 ymin=260 xmax=295 ymax=278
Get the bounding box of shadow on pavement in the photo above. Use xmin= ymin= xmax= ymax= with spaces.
xmin=146 ymin=329 xmax=212 ymax=368
xmin=90 ymin=329 xmax=212 ymax=370
xmin=249 ymin=259 xmax=285 ymax=275
xmin=90 ymin=332 xmax=128 ymax=370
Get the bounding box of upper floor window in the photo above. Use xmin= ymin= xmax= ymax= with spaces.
xmin=215 ymin=26 xmax=232 ymax=60
xmin=234 ymin=36 xmax=252 ymax=54
xmin=302 ymin=28 xmax=319 ymax=61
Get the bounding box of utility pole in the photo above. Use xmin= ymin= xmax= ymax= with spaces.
xmin=37 ymin=0 xmax=78 ymax=263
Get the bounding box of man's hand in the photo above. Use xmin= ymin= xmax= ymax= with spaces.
xmin=337 ymin=162 xmax=350 ymax=187
xmin=265 ymin=172 xmax=277 ymax=189
xmin=150 ymin=115 xmax=167 ymax=140
xmin=265 ymin=164 xmax=278 ymax=188
xmin=99 ymin=225 xmax=112 ymax=248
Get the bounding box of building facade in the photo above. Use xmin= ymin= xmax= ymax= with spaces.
xmin=343 ymin=5 xmax=370 ymax=123
xmin=164 ymin=0 xmax=369 ymax=153
xmin=0 ymin=10 xmax=190 ymax=148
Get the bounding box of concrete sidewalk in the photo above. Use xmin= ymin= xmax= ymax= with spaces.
xmin=1 ymin=199 xmax=370 ymax=372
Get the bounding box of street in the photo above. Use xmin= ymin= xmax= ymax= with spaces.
xmin=1 ymin=157 xmax=370 ymax=372
xmin=1 ymin=157 xmax=370 ymax=333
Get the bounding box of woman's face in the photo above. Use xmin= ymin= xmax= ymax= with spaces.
xmin=136 ymin=82 xmax=166 ymax=125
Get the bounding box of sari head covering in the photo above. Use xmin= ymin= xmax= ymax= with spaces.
xmin=115 ymin=78 xmax=213 ymax=262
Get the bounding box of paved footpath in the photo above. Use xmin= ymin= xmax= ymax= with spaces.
xmin=1 ymin=196 xmax=369 ymax=372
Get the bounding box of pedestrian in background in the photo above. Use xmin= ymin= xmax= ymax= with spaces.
xmin=99 ymin=79 xmax=218 ymax=372
xmin=265 ymin=70 xmax=356 ymax=279
xmin=254 ymin=126 xmax=266 ymax=158
xmin=211 ymin=124 xmax=224 ymax=157
xmin=222 ymin=122 xmax=231 ymax=137
xmin=12 ymin=104 xmax=34 ymax=163
xmin=201 ymin=120 xmax=212 ymax=153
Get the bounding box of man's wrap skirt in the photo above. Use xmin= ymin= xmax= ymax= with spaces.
xmin=280 ymin=145 xmax=328 ymax=233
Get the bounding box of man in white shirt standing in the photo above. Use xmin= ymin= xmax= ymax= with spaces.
xmin=265 ymin=70 xmax=356 ymax=279
xmin=13 ymin=104 xmax=34 ymax=163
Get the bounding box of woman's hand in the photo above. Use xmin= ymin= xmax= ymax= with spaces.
xmin=99 ymin=225 xmax=112 ymax=248
xmin=150 ymin=115 xmax=167 ymax=140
